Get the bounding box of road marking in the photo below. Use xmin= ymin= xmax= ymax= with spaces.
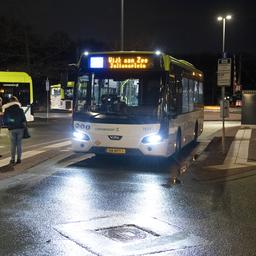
xmin=0 ymin=150 xmax=45 ymax=167
xmin=0 ymin=151 xmax=74 ymax=190
xmin=59 ymin=148 xmax=71 ymax=152
xmin=25 ymin=138 xmax=71 ymax=150
xmin=0 ymin=140 xmax=71 ymax=168
xmin=44 ymin=141 xmax=71 ymax=148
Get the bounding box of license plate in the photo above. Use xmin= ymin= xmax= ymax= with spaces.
xmin=106 ymin=148 xmax=126 ymax=154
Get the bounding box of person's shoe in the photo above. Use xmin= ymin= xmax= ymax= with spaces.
xmin=9 ymin=160 xmax=15 ymax=165
xmin=16 ymin=159 xmax=21 ymax=164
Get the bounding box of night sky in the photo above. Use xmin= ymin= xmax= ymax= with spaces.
xmin=1 ymin=0 xmax=256 ymax=55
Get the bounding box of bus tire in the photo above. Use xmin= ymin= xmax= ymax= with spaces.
xmin=194 ymin=122 xmax=198 ymax=143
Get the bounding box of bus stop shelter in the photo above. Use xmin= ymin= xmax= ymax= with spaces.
xmin=241 ymin=90 xmax=256 ymax=125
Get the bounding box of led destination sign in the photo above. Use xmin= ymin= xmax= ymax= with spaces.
xmin=89 ymin=55 xmax=154 ymax=69
xmin=108 ymin=56 xmax=150 ymax=69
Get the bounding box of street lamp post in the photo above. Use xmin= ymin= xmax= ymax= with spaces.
xmin=121 ymin=0 xmax=124 ymax=51
xmin=46 ymin=77 xmax=50 ymax=122
xmin=218 ymin=15 xmax=232 ymax=56
xmin=217 ymin=15 xmax=232 ymax=152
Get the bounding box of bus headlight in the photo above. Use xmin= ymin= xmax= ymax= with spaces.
xmin=73 ymin=131 xmax=90 ymax=141
xmin=142 ymin=134 xmax=163 ymax=144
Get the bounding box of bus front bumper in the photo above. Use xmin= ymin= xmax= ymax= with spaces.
xmin=72 ymin=139 xmax=175 ymax=157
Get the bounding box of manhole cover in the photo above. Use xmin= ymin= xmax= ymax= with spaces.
xmin=55 ymin=214 xmax=207 ymax=256
xmin=95 ymin=224 xmax=158 ymax=242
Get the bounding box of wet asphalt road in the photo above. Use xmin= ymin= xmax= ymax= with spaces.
xmin=1 ymin=150 xmax=256 ymax=255
xmin=0 ymin=117 xmax=256 ymax=255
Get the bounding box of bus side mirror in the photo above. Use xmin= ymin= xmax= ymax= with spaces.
xmin=68 ymin=63 xmax=78 ymax=71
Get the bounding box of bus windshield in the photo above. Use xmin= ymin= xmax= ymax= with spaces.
xmin=51 ymin=87 xmax=61 ymax=97
xmin=75 ymin=72 xmax=162 ymax=120
xmin=0 ymin=82 xmax=30 ymax=106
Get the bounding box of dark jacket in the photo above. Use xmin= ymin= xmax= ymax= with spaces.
xmin=3 ymin=102 xmax=26 ymax=130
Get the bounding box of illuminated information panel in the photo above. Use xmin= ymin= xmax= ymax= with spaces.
xmin=108 ymin=56 xmax=150 ymax=69
xmin=89 ymin=55 xmax=154 ymax=69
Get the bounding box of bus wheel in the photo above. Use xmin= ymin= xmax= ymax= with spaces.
xmin=194 ymin=122 xmax=198 ymax=143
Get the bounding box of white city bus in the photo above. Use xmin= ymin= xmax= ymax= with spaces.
xmin=72 ymin=51 xmax=204 ymax=157
xmin=0 ymin=71 xmax=34 ymax=121
xmin=50 ymin=81 xmax=74 ymax=111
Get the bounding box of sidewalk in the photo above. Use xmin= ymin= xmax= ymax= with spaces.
xmin=190 ymin=125 xmax=256 ymax=182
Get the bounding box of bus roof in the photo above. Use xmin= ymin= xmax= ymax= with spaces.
xmin=80 ymin=51 xmax=203 ymax=76
xmin=67 ymin=81 xmax=75 ymax=87
xmin=51 ymin=82 xmax=75 ymax=88
xmin=51 ymin=84 xmax=61 ymax=88
xmin=0 ymin=71 xmax=32 ymax=84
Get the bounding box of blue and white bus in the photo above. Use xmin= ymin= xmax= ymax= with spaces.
xmin=71 ymin=51 xmax=203 ymax=157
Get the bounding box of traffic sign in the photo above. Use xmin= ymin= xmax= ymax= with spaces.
xmin=217 ymin=58 xmax=231 ymax=86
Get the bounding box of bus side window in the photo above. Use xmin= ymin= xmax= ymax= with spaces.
xmin=168 ymin=77 xmax=177 ymax=115
xmin=188 ymin=79 xmax=194 ymax=112
xmin=175 ymin=78 xmax=182 ymax=114
xmin=193 ymin=81 xmax=199 ymax=109
xmin=198 ymin=82 xmax=203 ymax=105
xmin=182 ymin=78 xmax=189 ymax=113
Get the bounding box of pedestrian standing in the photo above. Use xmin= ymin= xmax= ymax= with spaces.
xmin=3 ymin=96 xmax=26 ymax=164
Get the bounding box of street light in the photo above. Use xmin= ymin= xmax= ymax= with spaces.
xmin=217 ymin=14 xmax=232 ymax=152
xmin=217 ymin=15 xmax=232 ymax=57
xmin=121 ymin=0 xmax=124 ymax=51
